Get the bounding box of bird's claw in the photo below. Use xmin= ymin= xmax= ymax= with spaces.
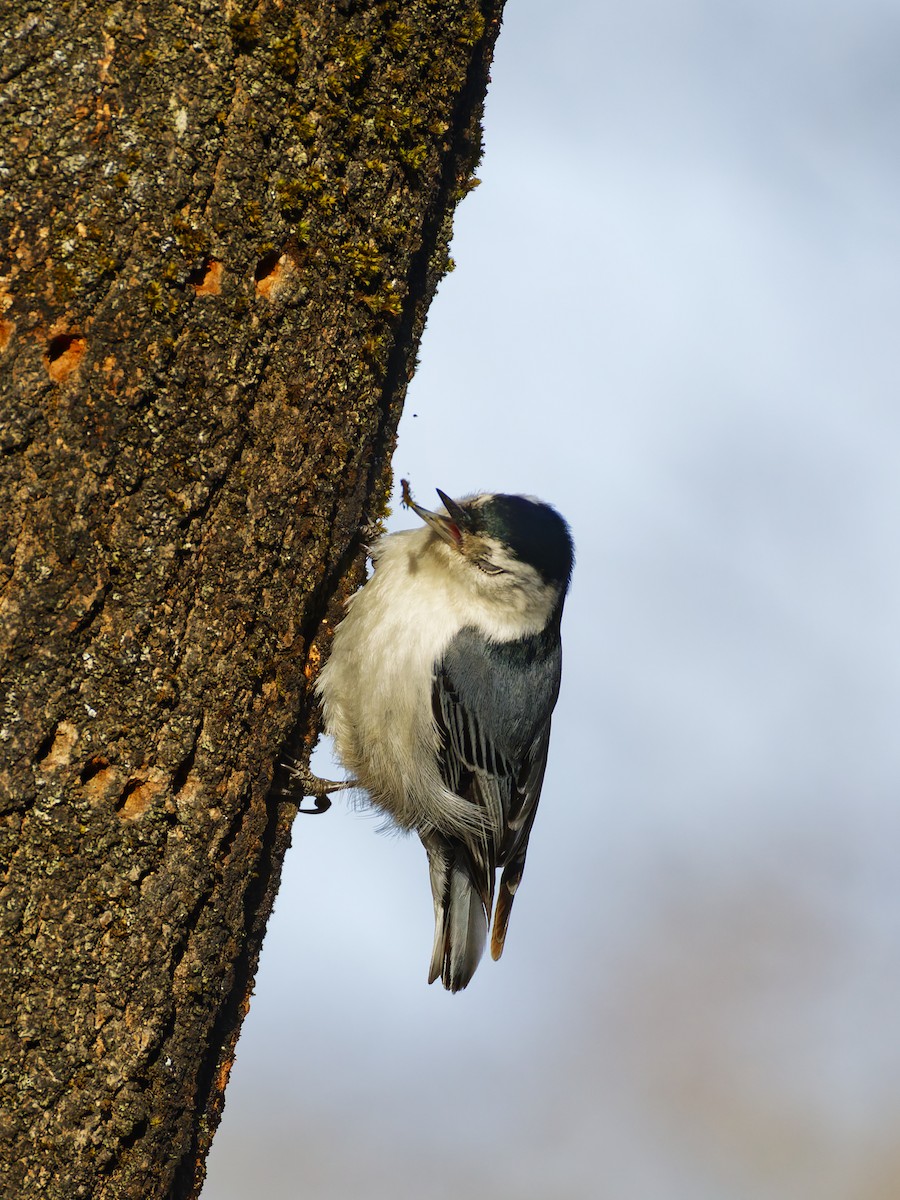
xmin=295 ymin=793 xmax=333 ymax=816
xmin=283 ymin=760 xmax=354 ymax=814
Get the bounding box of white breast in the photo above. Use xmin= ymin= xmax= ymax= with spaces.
xmin=316 ymin=527 xmax=508 ymax=838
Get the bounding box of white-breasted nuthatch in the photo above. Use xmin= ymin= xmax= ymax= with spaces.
xmin=310 ymin=480 xmax=574 ymax=992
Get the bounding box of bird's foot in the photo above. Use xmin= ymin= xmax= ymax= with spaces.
xmin=359 ymin=519 xmax=383 ymax=544
xmin=283 ymin=760 xmax=355 ymax=815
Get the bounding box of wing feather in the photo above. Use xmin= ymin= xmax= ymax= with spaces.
xmin=429 ymin=622 xmax=561 ymax=975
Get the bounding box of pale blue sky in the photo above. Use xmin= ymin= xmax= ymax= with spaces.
xmin=204 ymin=3 xmax=900 ymax=1196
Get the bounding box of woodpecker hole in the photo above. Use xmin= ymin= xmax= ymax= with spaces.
xmin=36 ymin=721 xmax=80 ymax=770
xmin=45 ymin=334 xmax=86 ymax=382
xmin=79 ymin=755 xmax=111 ymax=785
xmin=188 ymin=258 xmax=223 ymax=295
xmin=0 ymin=319 xmax=14 ymax=353
xmin=82 ymin=765 xmax=121 ymax=804
xmin=115 ymin=775 xmax=164 ymax=819
xmin=254 ymin=250 xmax=284 ymax=298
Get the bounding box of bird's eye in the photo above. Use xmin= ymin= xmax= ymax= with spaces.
xmin=475 ymin=559 xmax=505 ymax=576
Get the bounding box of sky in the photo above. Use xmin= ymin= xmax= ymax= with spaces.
xmin=202 ymin=2 xmax=900 ymax=1197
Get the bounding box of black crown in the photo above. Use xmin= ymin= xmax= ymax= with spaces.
xmin=472 ymin=495 xmax=574 ymax=587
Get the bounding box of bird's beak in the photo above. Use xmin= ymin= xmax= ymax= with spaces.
xmin=401 ymin=480 xmax=469 ymax=549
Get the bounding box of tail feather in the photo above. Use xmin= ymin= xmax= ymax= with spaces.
xmin=425 ymin=838 xmax=489 ymax=992
xmin=490 ymin=860 xmax=523 ymax=961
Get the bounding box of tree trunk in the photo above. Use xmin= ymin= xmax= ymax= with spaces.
xmin=0 ymin=1 xmax=504 ymax=1195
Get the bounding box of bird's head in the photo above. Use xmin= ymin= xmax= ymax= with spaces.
xmin=401 ymin=480 xmax=574 ymax=623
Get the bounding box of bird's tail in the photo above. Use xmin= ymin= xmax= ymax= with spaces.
xmin=424 ymin=835 xmax=491 ymax=993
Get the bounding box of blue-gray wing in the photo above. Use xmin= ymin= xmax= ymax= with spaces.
xmin=431 ymin=621 xmax=562 ymax=959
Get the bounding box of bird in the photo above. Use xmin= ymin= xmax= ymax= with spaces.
xmin=307 ymin=480 xmax=574 ymax=992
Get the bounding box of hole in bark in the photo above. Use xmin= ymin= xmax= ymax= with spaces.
xmin=0 ymin=319 xmax=14 ymax=353
xmin=115 ymin=778 xmax=142 ymax=808
xmin=115 ymin=777 xmax=149 ymax=816
xmin=188 ymin=258 xmax=223 ymax=295
xmin=45 ymin=334 xmax=86 ymax=382
xmin=36 ymin=721 xmax=80 ymax=770
xmin=115 ymin=775 xmax=164 ymax=819
xmin=80 ymin=755 xmax=110 ymax=784
xmin=35 ymin=729 xmax=58 ymax=764
xmin=254 ymin=250 xmax=281 ymax=282
xmin=47 ymin=333 xmax=77 ymax=361
xmin=254 ymin=250 xmax=283 ymax=298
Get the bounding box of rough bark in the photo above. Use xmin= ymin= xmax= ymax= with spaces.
xmin=0 ymin=1 xmax=504 ymax=1195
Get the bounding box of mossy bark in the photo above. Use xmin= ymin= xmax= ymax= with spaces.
xmin=0 ymin=1 xmax=504 ymax=1195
